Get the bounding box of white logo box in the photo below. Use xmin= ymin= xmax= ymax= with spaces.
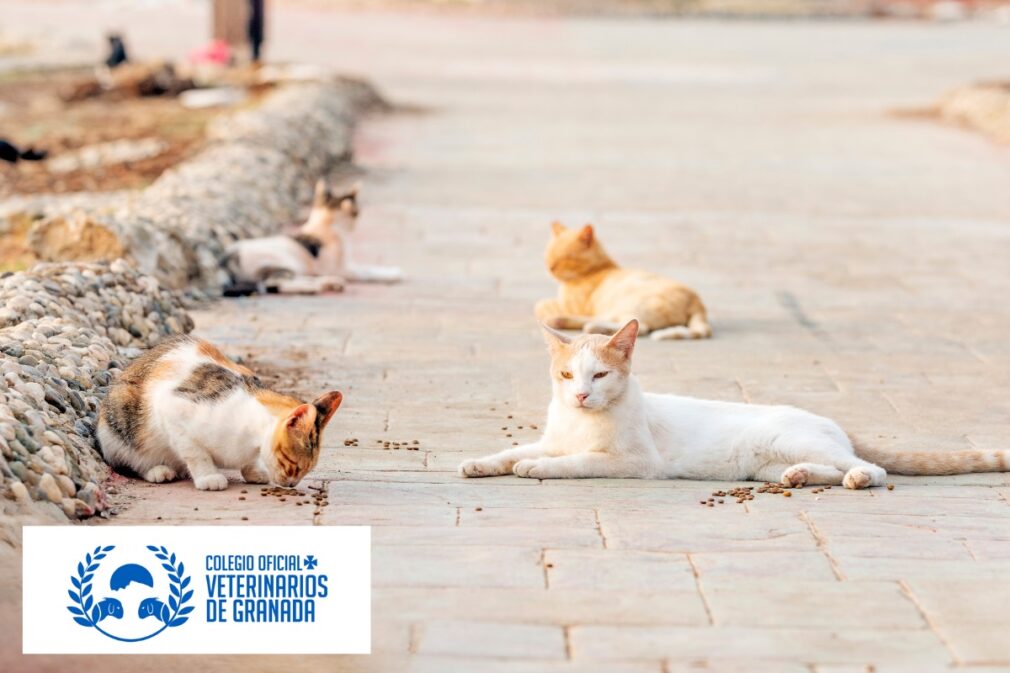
xmin=23 ymin=526 xmax=370 ymax=654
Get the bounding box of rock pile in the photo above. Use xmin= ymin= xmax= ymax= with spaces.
xmin=26 ymin=79 xmax=383 ymax=289
xmin=0 ymin=260 xmax=193 ymax=521
xmin=1 ymin=79 xmax=378 ymax=528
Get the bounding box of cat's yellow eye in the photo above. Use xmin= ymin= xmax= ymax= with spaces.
xmin=560 ymin=371 xmax=573 ymax=379
xmin=593 ymin=372 xmax=609 ymax=380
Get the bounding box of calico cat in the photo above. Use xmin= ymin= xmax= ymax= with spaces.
xmin=460 ymin=320 xmax=1009 ymax=487
xmin=535 ymin=222 xmax=711 ymax=340
xmin=97 ymin=335 xmax=342 ymax=491
xmin=221 ymin=179 xmax=402 ymax=295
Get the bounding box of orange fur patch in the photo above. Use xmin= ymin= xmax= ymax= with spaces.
xmin=546 ymin=332 xmax=632 ymax=376
xmin=852 ymin=436 xmax=1010 ymax=476
xmin=255 ymin=389 xmax=305 ymax=417
xmin=197 ymin=340 xmax=255 ymax=378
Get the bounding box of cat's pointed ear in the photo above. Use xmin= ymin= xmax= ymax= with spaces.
xmin=312 ymin=390 xmax=343 ymax=431
xmin=541 ymin=323 xmax=571 ymax=354
xmin=286 ymin=404 xmax=315 ymax=432
xmin=551 ymin=221 xmax=566 ymax=236
xmin=313 ymin=178 xmax=330 ymax=207
xmin=607 ymin=319 xmax=638 ymax=360
xmin=577 ymin=224 xmax=594 ymax=246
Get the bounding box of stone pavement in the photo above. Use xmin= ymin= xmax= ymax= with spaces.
xmin=6 ymin=3 xmax=1010 ymax=672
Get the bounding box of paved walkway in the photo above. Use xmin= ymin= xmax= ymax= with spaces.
xmin=8 ymin=4 xmax=1010 ymax=671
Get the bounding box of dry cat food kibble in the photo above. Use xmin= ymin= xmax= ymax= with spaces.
xmin=700 ymin=479 xmax=893 ymax=508
xmin=702 ymin=484 xmax=795 ymax=506
xmin=376 ymin=437 xmax=422 ymax=450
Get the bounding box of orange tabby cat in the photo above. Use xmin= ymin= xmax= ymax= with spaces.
xmin=535 ymin=222 xmax=712 ymax=340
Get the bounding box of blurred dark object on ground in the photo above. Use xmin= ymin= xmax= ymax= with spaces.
xmin=105 ymin=33 xmax=128 ymax=69
xmin=60 ymin=62 xmax=196 ymax=103
xmin=0 ymin=139 xmax=47 ymax=164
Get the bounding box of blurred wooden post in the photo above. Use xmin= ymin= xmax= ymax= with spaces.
xmin=212 ymin=0 xmax=250 ymax=57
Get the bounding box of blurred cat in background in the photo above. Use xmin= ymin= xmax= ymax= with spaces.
xmin=221 ymin=179 xmax=403 ymax=295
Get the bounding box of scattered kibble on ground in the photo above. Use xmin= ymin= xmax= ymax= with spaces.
xmin=372 ymin=437 xmax=423 ymax=450
xmin=701 ymin=481 xmax=892 ymax=506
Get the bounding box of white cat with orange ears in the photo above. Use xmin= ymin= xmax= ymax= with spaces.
xmin=460 ymin=320 xmax=1009 ymax=487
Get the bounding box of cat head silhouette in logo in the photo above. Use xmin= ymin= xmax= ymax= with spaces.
xmin=109 ymin=564 xmax=154 ymax=591
xmin=138 ymin=597 xmax=167 ymax=620
xmin=93 ymin=597 xmax=124 ymax=623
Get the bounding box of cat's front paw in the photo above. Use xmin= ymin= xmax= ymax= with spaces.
xmin=583 ymin=321 xmax=617 ymax=335
xmin=143 ymin=465 xmax=177 ymax=483
xmin=241 ymin=464 xmax=270 ymax=484
xmin=459 ymin=459 xmax=506 ymax=478
xmin=843 ymin=466 xmax=885 ymax=490
xmin=781 ymin=465 xmax=810 ymax=488
xmin=194 ymin=473 xmax=229 ymax=491
xmin=513 ymin=459 xmax=551 ymax=479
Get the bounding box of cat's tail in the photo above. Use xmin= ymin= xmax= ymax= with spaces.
xmin=853 ymin=439 xmax=1010 ymax=475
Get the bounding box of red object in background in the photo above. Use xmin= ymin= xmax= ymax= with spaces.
xmin=188 ymin=39 xmax=231 ymax=66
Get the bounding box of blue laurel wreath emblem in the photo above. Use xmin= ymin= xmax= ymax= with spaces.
xmin=146 ymin=545 xmax=194 ymax=628
xmin=66 ymin=544 xmax=193 ymax=642
xmin=66 ymin=545 xmax=115 ymax=627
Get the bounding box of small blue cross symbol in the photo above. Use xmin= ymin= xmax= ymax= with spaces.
xmin=303 ymin=555 xmax=318 ymax=570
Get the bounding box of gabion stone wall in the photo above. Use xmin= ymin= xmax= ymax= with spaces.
xmin=27 ymin=79 xmax=384 ymax=289
xmin=0 ymin=261 xmax=193 ymax=521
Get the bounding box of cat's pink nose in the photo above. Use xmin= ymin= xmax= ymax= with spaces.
xmin=576 ymin=393 xmax=589 ymax=404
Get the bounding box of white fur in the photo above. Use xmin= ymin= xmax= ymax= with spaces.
xmin=460 ymin=323 xmax=886 ymax=489
xmin=97 ymin=341 xmax=287 ymax=491
xmin=224 ymin=194 xmax=402 ymax=292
